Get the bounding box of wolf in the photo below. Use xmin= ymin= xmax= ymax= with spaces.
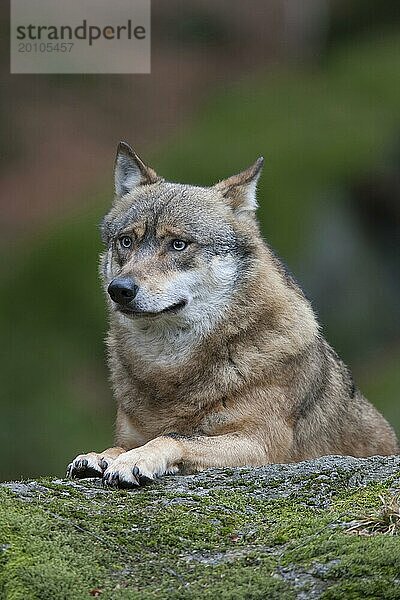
xmin=67 ymin=141 xmax=398 ymax=488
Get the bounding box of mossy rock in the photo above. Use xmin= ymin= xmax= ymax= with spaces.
xmin=1 ymin=456 xmax=400 ymax=599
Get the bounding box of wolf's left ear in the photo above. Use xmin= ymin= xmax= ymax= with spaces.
xmin=114 ymin=141 xmax=161 ymax=197
xmin=214 ymin=157 xmax=264 ymax=215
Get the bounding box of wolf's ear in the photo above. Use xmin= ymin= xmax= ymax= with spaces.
xmin=114 ymin=141 xmax=161 ymax=197
xmin=214 ymin=157 xmax=264 ymax=215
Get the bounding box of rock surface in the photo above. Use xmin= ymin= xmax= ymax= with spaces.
xmin=1 ymin=455 xmax=400 ymax=599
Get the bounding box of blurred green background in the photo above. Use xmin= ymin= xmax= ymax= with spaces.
xmin=1 ymin=1 xmax=399 ymax=480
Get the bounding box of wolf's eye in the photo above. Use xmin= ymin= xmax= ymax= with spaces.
xmin=119 ymin=236 xmax=132 ymax=249
xmin=172 ymin=239 xmax=187 ymax=251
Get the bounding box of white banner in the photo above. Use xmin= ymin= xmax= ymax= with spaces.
xmin=10 ymin=0 xmax=151 ymax=74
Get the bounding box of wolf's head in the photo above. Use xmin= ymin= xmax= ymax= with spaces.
xmin=100 ymin=142 xmax=264 ymax=332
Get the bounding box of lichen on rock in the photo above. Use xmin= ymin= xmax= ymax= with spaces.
xmin=1 ymin=456 xmax=400 ymax=599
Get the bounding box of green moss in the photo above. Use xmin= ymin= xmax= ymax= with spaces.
xmin=1 ymin=474 xmax=399 ymax=599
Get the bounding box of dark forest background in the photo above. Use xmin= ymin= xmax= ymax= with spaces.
xmin=1 ymin=0 xmax=399 ymax=480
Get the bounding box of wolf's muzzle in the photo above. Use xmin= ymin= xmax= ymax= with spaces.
xmin=108 ymin=277 xmax=138 ymax=306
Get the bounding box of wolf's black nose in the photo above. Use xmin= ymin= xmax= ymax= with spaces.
xmin=108 ymin=277 xmax=138 ymax=305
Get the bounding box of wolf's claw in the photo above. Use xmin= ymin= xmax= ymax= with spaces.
xmin=102 ymin=470 xmax=137 ymax=489
xmin=101 ymin=461 xmax=155 ymax=489
xmin=67 ymin=454 xmax=105 ymax=479
xmin=103 ymin=471 xmax=132 ymax=488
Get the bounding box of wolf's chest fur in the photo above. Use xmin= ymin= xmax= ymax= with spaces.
xmin=124 ymin=320 xmax=201 ymax=366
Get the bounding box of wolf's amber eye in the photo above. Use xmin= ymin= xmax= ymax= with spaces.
xmin=172 ymin=239 xmax=187 ymax=251
xmin=119 ymin=236 xmax=132 ymax=249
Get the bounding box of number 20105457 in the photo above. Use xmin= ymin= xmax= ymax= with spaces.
xmin=18 ymin=42 xmax=74 ymax=53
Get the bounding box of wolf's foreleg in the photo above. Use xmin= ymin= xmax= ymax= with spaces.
xmin=67 ymin=446 xmax=126 ymax=479
xmin=101 ymin=431 xmax=286 ymax=488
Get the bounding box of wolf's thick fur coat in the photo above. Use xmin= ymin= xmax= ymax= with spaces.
xmin=67 ymin=142 xmax=398 ymax=488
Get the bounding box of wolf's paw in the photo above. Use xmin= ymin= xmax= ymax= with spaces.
xmin=102 ymin=448 xmax=178 ymax=489
xmin=66 ymin=452 xmax=111 ymax=479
